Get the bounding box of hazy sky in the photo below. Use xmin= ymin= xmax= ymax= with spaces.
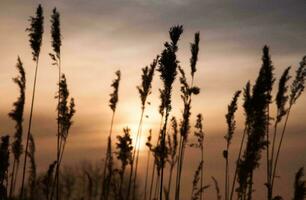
xmin=0 ymin=0 xmax=306 ymax=199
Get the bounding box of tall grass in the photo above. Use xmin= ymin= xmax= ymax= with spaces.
xmin=175 ymin=32 xmax=200 ymax=200
xmin=229 ymin=82 xmax=251 ymax=200
xmin=2 ymin=7 xmax=306 ymax=199
xmin=128 ymin=56 xmax=158 ymax=200
xmin=50 ymin=74 xmax=76 ymax=200
xmin=158 ymin=25 xmax=183 ymax=200
xmin=223 ymin=90 xmax=241 ymax=200
xmin=20 ymin=4 xmax=44 ymax=198
xmin=271 ymin=56 xmax=306 ymax=195
xmin=236 ymin=46 xmax=274 ymax=200
xmin=268 ymin=66 xmax=291 ymax=199
xmin=101 ymin=70 xmax=121 ymax=200
xmin=49 ymin=7 xmax=62 ymax=200
xmin=8 ymin=57 xmax=26 ymax=198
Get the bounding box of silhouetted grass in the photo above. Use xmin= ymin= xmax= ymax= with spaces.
xmin=20 ymin=4 xmax=44 ymax=198
xmin=1 ymin=6 xmax=306 ymax=200
xmin=49 ymin=7 xmax=62 ymax=200
xmin=175 ymin=32 xmax=200 ymax=200
xmin=8 ymin=57 xmax=26 ymax=198
xmin=271 ymin=56 xmax=306 ymax=194
xmin=102 ymin=70 xmax=121 ymax=200
xmin=223 ymin=90 xmax=241 ymax=200
xmin=129 ymin=56 xmax=158 ymax=200
xmin=237 ymin=46 xmax=274 ymax=200
xmin=27 ymin=134 xmax=36 ymax=199
xmin=115 ymin=127 xmax=133 ymax=199
xmin=144 ymin=130 xmax=153 ymax=200
xmin=189 ymin=114 xmax=205 ymax=200
xmin=157 ymin=25 xmax=183 ymax=200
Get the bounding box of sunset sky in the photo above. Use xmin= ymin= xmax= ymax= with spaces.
xmin=0 ymin=0 xmax=306 ymax=199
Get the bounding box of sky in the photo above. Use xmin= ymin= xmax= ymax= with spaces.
xmin=0 ymin=0 xmax=306 ymax=199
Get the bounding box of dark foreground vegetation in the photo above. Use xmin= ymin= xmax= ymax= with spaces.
xmin=1 ymin=4 xmax=306 ymax=200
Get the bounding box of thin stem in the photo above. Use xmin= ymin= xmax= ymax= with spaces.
xmin=269 ymin=121 xmax=278 ymax=199
xmin=20 ymin=58 xmax=39 ymax=199
xmin=160 ymin=110 xmax=170 ymax=200
xmin=176 ymin=138 xmax=186 ymax=200
xmin=225 ymin=143 xmax=229 ymax=200
xmin=132 ymin=109 xmax=145 ymax=200
xmin=271 ymin=106 xmax=291 ymax=190
xmin=174 ymin=135 xmax=183 ymax=200
xmin=175 ymin=137 xmax=184 ymax=200
xmin=230 ymin=127 xmax=247 ymax=200
xmin=200 ymin=146 xmax=204 ymax=200
xmin=176 ymin=77 xmax=195 ymax=200
xmin=101 ymin=111 xmax=115 ymax=200
xmin=266 ymin=106 xmax=271 ymax=200
xmin=144 ymin=148 xmax=151 ymax=200
xmin=148 ymin=115 xmax=164 ymax=200
xmin=56 ymin=59 xmax=61 ymax=200
xmin=49 ymin=59 xmax=61 ymax=200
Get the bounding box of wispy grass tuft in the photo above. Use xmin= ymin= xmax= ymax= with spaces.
xmin=190 ymin=32 xmax=200 ymax=79
xmin=109 ymin=70 xmax=121 ymax=113
xmin=51 ymin=74 xmax=76 ymax=200
xmin=191 ymin=161 xmax=209 ymax=200
xmin=224 ymin=90 xmax=241 ymax=200
xmin=26 ymin=4 xmax=44 ymax=62
xmin=115 ymin=127 xmax=133 ymax=198
xmin=8 ymin=57 xmax=26 ymax=197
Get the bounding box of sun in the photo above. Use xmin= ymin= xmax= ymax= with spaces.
xmin=128 ymin=123 xmax=152 ymax=151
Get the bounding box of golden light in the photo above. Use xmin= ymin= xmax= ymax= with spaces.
xmin=129 ymin=123 xmax=152 ymax=151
